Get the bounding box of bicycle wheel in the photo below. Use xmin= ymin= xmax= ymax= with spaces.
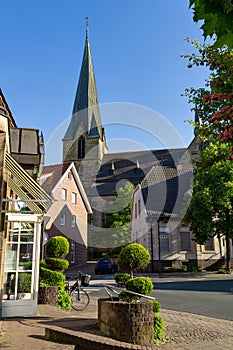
xmin=70 ymin=288 xmax=90 ymax=311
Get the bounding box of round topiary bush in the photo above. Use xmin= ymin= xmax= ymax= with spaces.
xmin=114 ymin=272 xmax=131 ymax=286
xmin=117 ymin=243 xmax=150 ymax=278
xmin=125 ymin=276 xmax=154 ymax=296
xmin=46 ymin=236 xmax=69 ymax=258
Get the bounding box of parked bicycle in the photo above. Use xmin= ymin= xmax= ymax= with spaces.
xmin=65 ymin=271 xmax=91 ymax=311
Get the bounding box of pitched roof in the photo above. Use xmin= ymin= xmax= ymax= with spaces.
xmin=91 ymin=148 xmax=188 ymax=197
xmin=63 ymin=32 xmax=103 ymax=140
xmin=40 ymin=162 xmax=92 ymax=214
xmin=140 ymin=163 xmax=193 ymax=220
xmin=40 ymin=163 xmax=70 ymax=194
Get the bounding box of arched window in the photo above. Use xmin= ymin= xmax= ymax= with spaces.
xmin=78 ymin=136 xmax=85 ymax=159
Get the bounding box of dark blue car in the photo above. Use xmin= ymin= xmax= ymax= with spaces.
xmin=95 ymin=258 xmax=118 ymax=274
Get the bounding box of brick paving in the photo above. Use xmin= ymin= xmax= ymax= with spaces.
xmin=1 ymin=297 xmax=233 ymax=350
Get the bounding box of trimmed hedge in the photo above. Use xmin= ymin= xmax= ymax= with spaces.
xmin=114 ymin=272 xmax=131 ymax=286
xmin=126 ymin=276 xmax=154 ymax=296
xmin=46 ymin=236 xmax=69 ymax=258
xmin=39 ymin=267 xmax=65 ymax=288
xmin=45 ymin=258 xmax=69 ymax=271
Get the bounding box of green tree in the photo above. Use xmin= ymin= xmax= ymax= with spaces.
xmin=183 ymin=40 xmax=233 ymax=272
xmin=189 ymin=0 xmax=233 ymax=49
xmin=117 ymin=243 xmax=150 ymax=278
xmin=184 ymin=141 xmax=233 ymax=272
xmin=183 ymin=39 xmax=233 ymax=146
xmin=105 ymin=182 xmax=135 ymax=245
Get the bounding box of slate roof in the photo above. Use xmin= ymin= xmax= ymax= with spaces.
xmin=141 ymin=163 xmax=193 ymax=220
xmin=91 ymin=148 xmax=189 ymax=197
xmin=63 ymin=33 xmax=103 ymax=140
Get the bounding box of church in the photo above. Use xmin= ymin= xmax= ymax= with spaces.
xmin=61 ymin=25 xmax=207 ymax=262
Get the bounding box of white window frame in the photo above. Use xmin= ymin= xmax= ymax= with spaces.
xmin=61 ymin=188 xmax=67 ymax=201
xmin=72 ymin=192 xmax=77 ymax=204
xmin=60 ymin=213 xmax=66 ymax=226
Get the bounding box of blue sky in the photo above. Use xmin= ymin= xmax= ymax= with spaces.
xmin=1 ymin=1 xmax=210 ymax=164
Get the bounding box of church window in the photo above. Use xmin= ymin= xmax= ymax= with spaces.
xmin=78 ymin=136 xmax=85 ymax=159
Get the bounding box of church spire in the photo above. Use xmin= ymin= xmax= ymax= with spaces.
xmin=63 ymin=20 xmax=103 ymax=140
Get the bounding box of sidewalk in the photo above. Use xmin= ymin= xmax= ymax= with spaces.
xmin=1 ymin=296 xmax=233 ymax=350
xmin=1 ymin=265 xmax=233 ymax=350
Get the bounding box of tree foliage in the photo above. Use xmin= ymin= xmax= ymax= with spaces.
xmin=46 ymin=236 xmax=69 ymax=258
xmin=183 ymin=39 xmax=233 ymax=149
xmin=117 ymin=243 xmax=150 ymax=278
xmin=183 ymin=40 xmax=233 ymax=271
xmin=189 ymin=0 xmax=233 ymax=49
xmin=89 ymin=182 xmax=135 ymax=249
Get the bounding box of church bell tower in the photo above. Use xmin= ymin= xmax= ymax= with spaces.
xmin=63 ymin=20 xmax=107 ymax=196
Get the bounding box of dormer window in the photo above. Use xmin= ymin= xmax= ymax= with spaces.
xmin=78 ymin=136 xmax=85 ymax=159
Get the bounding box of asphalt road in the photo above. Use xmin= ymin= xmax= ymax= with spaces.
xmin=153 ymin=277 xmax=233 ymax=321
xmin=88 ymin=274 xmax=233 ymax=321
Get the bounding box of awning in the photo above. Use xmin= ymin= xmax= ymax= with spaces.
xmin=4 ymin=151 xmax=52 ymax=214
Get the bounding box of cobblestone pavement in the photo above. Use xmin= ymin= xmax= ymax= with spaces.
xmin=1 ymin=297 xmax=233 ymax=350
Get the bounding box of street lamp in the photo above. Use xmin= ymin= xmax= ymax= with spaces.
xmin=157 ymin=218 xmax=161 ymax=276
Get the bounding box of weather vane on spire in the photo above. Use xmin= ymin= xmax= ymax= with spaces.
xmin=85 ymin=16 xmax=89 ymax=36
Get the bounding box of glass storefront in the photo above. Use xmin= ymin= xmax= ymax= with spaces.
xmin=3 ymin=221 xmax=35 ymax=301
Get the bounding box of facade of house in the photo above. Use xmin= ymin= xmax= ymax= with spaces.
xmin=131 ymin=164 xmax=229 ymax=271
xmin=40 ymin=162 xmax=92 ymax=266
xmin=0 ymin=89 xmax=52 ymax=317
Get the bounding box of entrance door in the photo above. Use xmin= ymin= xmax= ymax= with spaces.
xmin=2 ymin=214 xmax=42 ymax=317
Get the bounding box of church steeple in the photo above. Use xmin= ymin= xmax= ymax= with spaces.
xmin=63 ymin=21 xmax=103 ymax=140
xmin=63 ymin=22 xmax=107 ymax=195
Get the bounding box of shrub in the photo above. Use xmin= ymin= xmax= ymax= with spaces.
xmin=39 ymin=267 xmax=65 ymax=288
xmin=186 ymin=261 xmax=200 ymax=272
xmin=45 ymin=258 xmax=69 ymax=271
xmin=46 ymin=236 xmax=69 ymax=258
xmin=12 ymin=273 xmax=31 ymax=293
xmin=149 ymin=299 xmax=161 ymax=313
xmin=114 ymin=272 xmax=131 ymax=286
xmin=58 ymin=288 xmax=71 ymax=310
xmin=154 ymin=314 xmax=165 ymax=343
xmin=125 ymin=276 xmax=153 ymax=296
xmin=117 ymin=243 xmax=150 ymax=277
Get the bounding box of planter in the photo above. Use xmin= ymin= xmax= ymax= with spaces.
xmin=98 ymin=298 xmax=154 ymax=346
xmin=38 ymin=286 xmax=58 ymax=306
